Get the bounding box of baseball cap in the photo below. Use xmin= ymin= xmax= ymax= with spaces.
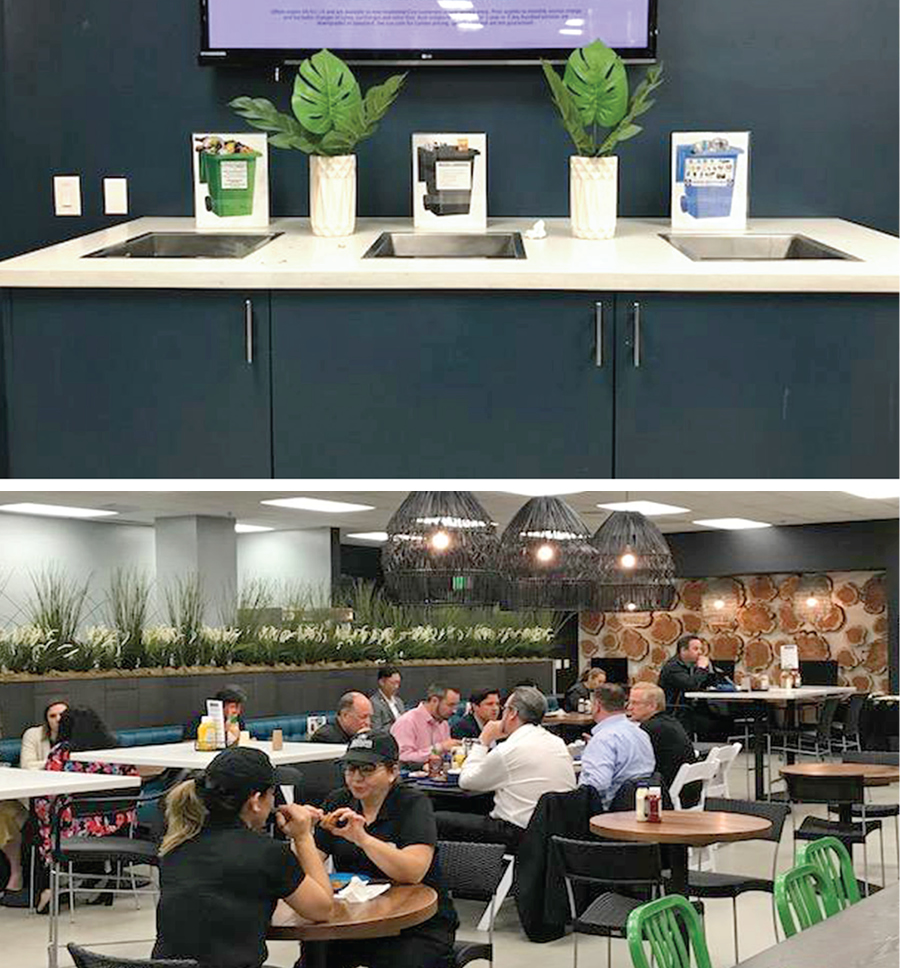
xmin=202 ymin=747 xmax=302 ymax=799
xmin=214 ymin=684 xmax=248 ymax=705
xmin=338 ymin=730 xmax=399 ymax=767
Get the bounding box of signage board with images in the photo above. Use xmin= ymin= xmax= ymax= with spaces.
xmin=413 ymin=133 xmax=487 ymax=232
xmin=671 ymin=131 xmax=750 ymax=232
xmin=192 ymin=131 xmax=269 ymax=229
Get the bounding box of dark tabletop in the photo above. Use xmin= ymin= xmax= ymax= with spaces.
xmin=733 ymin=882 xmax=899 ymax=968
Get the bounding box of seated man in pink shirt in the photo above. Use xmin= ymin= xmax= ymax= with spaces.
xmin=390 ymin=683 xmax=461 ymax=766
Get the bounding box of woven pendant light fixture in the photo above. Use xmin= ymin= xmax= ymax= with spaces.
xmin=702 ymin=577 xmax=742 ymax=628
xmin=496 ymin=496 xmax=599 ymax=610
xmin=591 ymin=511 xmax=677 ymax=612
xmin=793 ymin=573 xmax=832 ymax=625
xmin=381 ymin=491 xmax=498 ymax=604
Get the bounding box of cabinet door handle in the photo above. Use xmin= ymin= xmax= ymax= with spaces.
xmin=594 ymin=302 xmax=603 ymax=368
xmin=244 ymin=298 xmax=254 ymax=365
xmin=632 ymin=301 xmax=641 ymax=368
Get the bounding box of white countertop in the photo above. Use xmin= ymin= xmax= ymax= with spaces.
xmin=68 ymin=739 xmax=345 ymax=769
xmin=685 ymin=686 xmax=857 ymax=701
xmin=0 ymin=216 xmax=896 ymax=292
xmin=0 ymin=766 xmax=141 ymax=800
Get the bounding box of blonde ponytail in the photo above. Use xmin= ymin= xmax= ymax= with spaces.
xmin=159 ymin=779 xmax=208 ymax=856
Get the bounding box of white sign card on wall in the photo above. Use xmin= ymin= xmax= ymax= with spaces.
xmin=671 ymin=131 xmax=750 ymax=232
xmin=192 ymin=132 xmax=269 ymax=229
xmin=412 ymin=133 xmax=487 ymax=232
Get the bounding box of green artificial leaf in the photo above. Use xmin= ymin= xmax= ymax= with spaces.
xmin=362 ymin=73 xmax=407 ymax=129
xmin=292 ymin=48 xmax=362 ymax=135
xmin=541 ymin=61 xmax=594 ymax=156
xmin=229 ymin=96 xmax=322 ymax=151
xmin=562 ymin=39 xmax=628 ymax=128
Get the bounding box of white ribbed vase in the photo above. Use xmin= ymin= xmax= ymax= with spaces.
xmin=309 ymin=154 xmax=356 ymax=237
xmin=570 ymin=155 xmax=618 ymax=240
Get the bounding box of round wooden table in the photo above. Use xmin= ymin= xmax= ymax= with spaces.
xmin=543 ymin=712 xmax=594 ymax=728
xmin=590 ymin=810 xmax=771 ymax=897
xmin=780 ymin=762 xmax=899 ymax=822
xmin=269 ymin=883 xmax=437 ymax=941
xmin=780 ymin=763 xmax=899 ymax=785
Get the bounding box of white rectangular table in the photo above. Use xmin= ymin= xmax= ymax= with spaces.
xmin=685 ymin=686 xmax=856 ymax=799
xmin=0 ymin=766 xmax=140 ymax=800
xmin=69 ymin=739 xmax=346 ymax=770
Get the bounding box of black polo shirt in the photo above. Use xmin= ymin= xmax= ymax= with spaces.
xmin=315 ymin=782 xmax=458 ymax=941
xmin=153 ymin=819 xmax=304 ymax=968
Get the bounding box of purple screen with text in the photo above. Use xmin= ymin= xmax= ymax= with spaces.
xmin=208 ymin=0 xmax=650 ymax=52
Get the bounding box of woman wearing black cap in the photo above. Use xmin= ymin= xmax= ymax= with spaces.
xmin=153 ymin=747 xmax=333 ymax=968
xmin=306 ymin=729 xmax=458 ymax=968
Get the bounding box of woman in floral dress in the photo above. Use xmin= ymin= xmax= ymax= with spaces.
xmin=33 ymin=706 xmax=137 ymax=911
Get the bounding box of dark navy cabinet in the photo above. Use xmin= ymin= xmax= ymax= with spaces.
xmin=613 ymin=293 xmax=899 ymax=477
xmin=1 ymin=288 xmax=895 ymax=478
xmin=271 ymin=291 xmax=615 ymax=476
xmin=2 ymin=290 xmax=272 ymax=477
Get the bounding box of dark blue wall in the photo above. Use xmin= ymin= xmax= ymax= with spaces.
xmin=1 ymin=0 xmax=897 ymax=259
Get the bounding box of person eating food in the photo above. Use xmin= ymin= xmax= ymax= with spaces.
xmin=306 ymin=730 xmax=458 ymax=968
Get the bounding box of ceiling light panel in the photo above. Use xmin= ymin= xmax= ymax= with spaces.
xmin=597 ymin=501 xmax=691 ymax=516
xmin=346 ymin=532 xmax=389 ymax=542
xmin=260 ymin=497 xmax=374 ymax=513
xmin=692 ymin=517 xmax=773 ymax=530
xmin=0 ymin=503 xmax=119 ymax=519
xmin=234 ymin=523 xmax=274 ymax=533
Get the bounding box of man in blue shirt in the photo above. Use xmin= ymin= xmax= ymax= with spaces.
xmin=579 ymin=683 xmax=655 ymax=810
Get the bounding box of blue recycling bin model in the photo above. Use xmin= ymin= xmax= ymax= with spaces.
xmin=676 ymin=140 xmax=744 ymax=218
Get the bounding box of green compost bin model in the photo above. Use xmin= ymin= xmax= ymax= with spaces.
xmin=199 ymin=149 xmax=261 ymax=217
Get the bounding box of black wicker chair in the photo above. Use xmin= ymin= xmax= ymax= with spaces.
xmin=438 ymin=840 xmax=508 ymax=967
xmin=839 ymin=752 xmax=899 ymax=866
xmin=551 ymin=837 xmax=669 ymax=968
xmin=67 ymin=943 xmax=198 ymax=968
xmin=49 ymin=792 xmax=163 ymax=968
xmin=831 ymin=693 xmax=867 ymax=753
xmin=688 ymin=797 xmax=790 ymax=960
xmin=784 ymin=772 xmax=884 ymax=895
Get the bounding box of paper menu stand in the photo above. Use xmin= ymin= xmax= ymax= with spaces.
xmin=412 ymin=133 xmax=487 ymax=232
xmin=306 ymin=715 xmax=328 ymax=737
xmin=670 ymin=131 xmax=750 ymax=232
xmin=207 ymin=699 xmax=227 ymax=749
xmin=780 ymin=644 xmax=799 ymax=671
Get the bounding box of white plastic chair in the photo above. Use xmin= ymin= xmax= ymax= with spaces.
xmin=670 ymin=758 xmax=719 ymax=811
xmin=706 ymin=742 xmax=742 ymax=799
xmin=670 ymin=758 xmax=720 ymax=873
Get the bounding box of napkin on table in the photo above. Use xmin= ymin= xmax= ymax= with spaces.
xmin=337 ymin=876 xmax=391 ymax=902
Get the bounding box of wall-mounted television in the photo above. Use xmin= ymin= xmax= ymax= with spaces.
xmin=200 ymin=0 xmax=657 ymax=67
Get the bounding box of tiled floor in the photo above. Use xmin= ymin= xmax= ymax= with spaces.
xmin=3 ymin=756 xmax=897 ymax=968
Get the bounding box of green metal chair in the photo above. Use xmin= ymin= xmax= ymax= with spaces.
xmin=626 ymin=895 xmax=712 ymax=968
xmin=797 ymin=836 xmax=861 ymax=910
xmin=774 ymin=862 xmax=841 ymax=938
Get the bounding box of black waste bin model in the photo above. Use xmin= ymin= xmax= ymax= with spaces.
xmin=417 ymin=142 xmax=481 ymax=215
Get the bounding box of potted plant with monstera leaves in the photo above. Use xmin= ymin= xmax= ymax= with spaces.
xmin=231 ymin=50 xmax=405 ymax=237
xmin=543 ymin=40 xmax=663 ymax=239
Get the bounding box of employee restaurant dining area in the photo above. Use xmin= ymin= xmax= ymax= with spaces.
xmin=0 ymin=487 xmax=897 ymax=968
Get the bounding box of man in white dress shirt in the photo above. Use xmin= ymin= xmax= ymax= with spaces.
xmin=434 ymin=686 xmax=576 ymax=850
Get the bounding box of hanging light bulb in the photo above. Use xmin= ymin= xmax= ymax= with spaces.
xmin=794 ymin=574 xmax=832 ymax=624
xmin=382 ymin=491 xmax=498 ymax=605
xmin=535 ymin=543 xmax=555 ymax=563
xmin=591 ymin=511 xmax=676 ymax=612
xmin=431 ymin=530 xmax=451 ymax=551
xmin=496 ymin=496 xmax=598 ymax=609
xmin=702 ymin=578 xmax=742 ymax=627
